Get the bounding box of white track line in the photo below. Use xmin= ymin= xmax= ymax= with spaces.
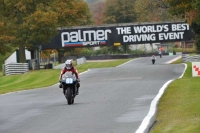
xmin=165 ymin=55 xmax=181 ymax=64
xmin=135 ymin=63 xmax=187 ymax=133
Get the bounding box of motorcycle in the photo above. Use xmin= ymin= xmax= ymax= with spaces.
xmin=60 ymin=72 xmax=78 ymax=105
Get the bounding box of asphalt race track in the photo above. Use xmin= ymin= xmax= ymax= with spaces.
xmin=0 ymin=55 xmax=185 ymax=133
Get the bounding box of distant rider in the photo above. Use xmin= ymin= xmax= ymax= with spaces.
xmin=158 ymin=49 xmax=162 ymax=58
xmin=59 ymin=59 xmax=80 ymax=95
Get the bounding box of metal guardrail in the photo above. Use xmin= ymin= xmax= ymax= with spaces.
xmin=3 ymin=63 xmax=29 ymax=76
xmin=182 ymin=54 xmax=200 ymax=62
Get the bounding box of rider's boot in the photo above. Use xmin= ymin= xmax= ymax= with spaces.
xmin=59 ymin=83 xmax=62 ymax=88
xmin=76 ymin=88 xmax=79 ymax=95
xmin=76 ymin=83 xmax=80 ymax=95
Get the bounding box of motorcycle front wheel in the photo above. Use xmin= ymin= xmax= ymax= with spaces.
xmin=66 ymin=87 xmax=74 ymax=105
xmin=152 ymin=60 xmax=155 ymax=64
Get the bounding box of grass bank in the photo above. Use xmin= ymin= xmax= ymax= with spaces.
xmin=0 ymin=59 xmax=131 ymax=94
xmin=150 ymin=59 xmax=200 ymax=133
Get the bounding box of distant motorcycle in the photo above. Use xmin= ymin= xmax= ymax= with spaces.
xmin=60 ymin=72 xmax=78 ymax=105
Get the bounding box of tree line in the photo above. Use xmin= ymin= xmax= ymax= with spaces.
xmin=0 ymin=0 xmax=200 ymax=63
xmin=0 ymin=0 xmax=93 ymax=62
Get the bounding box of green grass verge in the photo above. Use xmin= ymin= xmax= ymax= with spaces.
xmin=150 ymin=62 xmax=200 ymax=133
xmin=174 ymin=48 xmax=197 ymax=53
xmin=170 ymin=58 xmax=182 ymax=64
xmin=0 ymin=59 xmax=131 ymax=94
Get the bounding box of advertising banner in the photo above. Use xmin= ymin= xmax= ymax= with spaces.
xmin=42 ymin=22 xmax=194 ymax=50
xmin=192 ymin=62 xmax=200 ymax=77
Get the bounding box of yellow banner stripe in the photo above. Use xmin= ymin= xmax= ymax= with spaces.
xmin=114 ymin=43 xmax=121 ymax=46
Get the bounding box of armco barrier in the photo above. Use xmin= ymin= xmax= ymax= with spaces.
xmin=4 ymin=63 xmax=29 ymax=76
xmin=76 ymin=57 xmax=86 ymax=65
xmin=182 ymin=54 xmax=200 ymax=62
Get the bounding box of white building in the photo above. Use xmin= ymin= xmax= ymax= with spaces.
xmin=5 ymin=49 xmax=31 ymax=64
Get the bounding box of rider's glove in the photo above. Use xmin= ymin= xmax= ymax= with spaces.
xmin=59 ymin=80 xmax=62 ymax=83
xmin=77 ymin=78 xmax=80 ymax=82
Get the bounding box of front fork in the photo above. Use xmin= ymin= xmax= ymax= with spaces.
xmin=62 ymin=84 xmax=76 ymax=95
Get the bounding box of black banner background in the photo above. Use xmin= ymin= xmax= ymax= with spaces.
xmin=42 ymin=22 xmax=194 ymax=50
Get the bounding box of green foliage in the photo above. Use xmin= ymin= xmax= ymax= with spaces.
xmin=191 ymin=22 xmax=200 ymax=52
xmin=164 ymin=0 xmax=192 ymax=16
xmin=130 ymin=49 xmax=144 ymax=54
xmin=63 ymin=47 xmax=87 ymax=56
xmin=96 ymin=47 xmax=112 ymax=54
xmin=103 ymin=0 xmax=137 ymax=24
xmin=194 ymin=35 xmax=200 ymax=53
xmin=164 ymin=0 xmax=200 ymax=53
xmin=81 ymin=48 xmax=96 ymax=55
xmin=0 ymin=0 xmax=94 ymax=62
xmin=24 ymin=10 xmax=59 ymax=44
xmin=54 ymin=0 xmax=94 ymax=27
xmin=0 ymin=44 xmax=13 ymax=55
xmin=194 ymin=35 xmax=200 ymax=52
xmin=174 ymin=45 xmax=178 ymax=48
xmin=174 ymin=48 xmax=197 ymax=53
xmin=71 ymin=45 xmax=144 ymax=56
xmin=0 ymin=47 xmax=16 ymax=70
xmin=0 ymin=20 xmax=15 ymax=55
xmin=134 ymin=0 xmax=178 ymax=22
xmin=168 ymin=45 xmax=174 ymax=52
xmin=191 ymin=22 xmax=200 ymax=34
xmin=164 ymin=0 xmax=200 ymax=24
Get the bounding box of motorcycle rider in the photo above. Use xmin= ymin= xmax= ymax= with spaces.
xmin=59 ymin=59 xmax=80 ymax=95
xmin=158 ymin=49 xmax=162 ymax=58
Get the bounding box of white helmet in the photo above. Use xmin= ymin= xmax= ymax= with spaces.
xmin=65 ymin=59 xmax=73 ymax=69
